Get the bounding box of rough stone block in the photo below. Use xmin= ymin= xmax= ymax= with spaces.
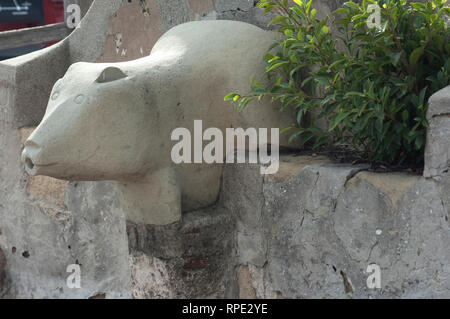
xmin=26 ymin=177 xmax=68 ymax=208
xmin=157 ymin=0 xmax=191 ymax=32
xmin=238 ymin=265 xmax=257 ymax=299
xmin=217 ymin=6 xmax=277 ymax=30
xmin=426 ymin=85 xmax=450 ymax=120
xmin=188 ymin=0 xmax=215 ymax=18
xmin=238 ymin=264 xmax=280 ymax=299
xmin=127 ymin=206 xmax=236 ymax=298
xmin=214 ymin=0 xmax=254 ymax=12
xmin=424 ymin=85 xmax=450 ymax=178
xmin=130 ymin=253 xmax=173 ymax=299
xmin=98 ymin=0 xmax=162 ymax=62
xmin=222 ymin=155 xmax=449 ymax=298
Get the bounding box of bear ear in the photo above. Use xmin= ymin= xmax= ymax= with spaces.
xmin=96 ymin=66 xmax=127 ymax=83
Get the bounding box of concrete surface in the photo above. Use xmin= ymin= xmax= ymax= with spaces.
xmin=424 ymin=85 xmax=450 ymax=178
xmin=223 ymin=156 xmax=449 ymax=299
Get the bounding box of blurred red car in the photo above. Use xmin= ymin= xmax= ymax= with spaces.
xmin=0 ymin=0 xmax=65 ymax=59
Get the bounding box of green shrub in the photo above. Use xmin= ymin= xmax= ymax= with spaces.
xmin=225 ymin=0 xmax=450 ymax=166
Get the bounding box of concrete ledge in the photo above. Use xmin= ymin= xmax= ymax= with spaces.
xmin=221 ymin=155 xmax=449 ymax=298
xmin=424 ymin=85 xmax=450 ymax=179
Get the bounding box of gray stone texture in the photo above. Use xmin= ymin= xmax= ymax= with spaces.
xmin=424 ymin=85 xmax=450 ymax=178
xmin=157 ymin=0 xmax=192 ymax=32
xmin=222 ymin=157 xmax=450 ymax=298
xmin=128 ymin=207 xmax=236 ymax=298
xmin=214 ymin=0 xmax=254 ymax=13
xmin=0 ymin=170 xmax=131 ymax=298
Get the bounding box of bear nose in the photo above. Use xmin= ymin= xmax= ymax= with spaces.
xmin=24 ymin=156 xmax=35 ymax=171
xmin=21 ymin=150 xmax=36 ymax=175
xmin=21 ymin=140 xmax=41 ymax=175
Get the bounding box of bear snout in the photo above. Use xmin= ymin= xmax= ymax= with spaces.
xmin=21 ymin=149 xmax=37 ymax=176
xmin=21 ymin=140 xmax=48 ymax=176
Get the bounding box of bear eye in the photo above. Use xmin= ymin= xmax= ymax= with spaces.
xmin=74 ymin=94 xmax=85 ymax=104
xmin=51 ymin=79 xmax=63 ymax=100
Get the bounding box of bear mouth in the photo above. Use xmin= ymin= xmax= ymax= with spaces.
xmin=22 ymin=155 xmax=57 ymax=176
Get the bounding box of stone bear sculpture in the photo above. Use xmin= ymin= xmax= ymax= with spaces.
xmin=21 ymin=20 xmax=297 ymax=225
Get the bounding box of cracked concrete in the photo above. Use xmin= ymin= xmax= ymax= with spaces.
xmin=222 ymin=155 xmax=450 ymax=298
xmin=424 ymin=85 xmax=450 ymax=179
xmin=127 ymin=206 xmax=236 ymax=298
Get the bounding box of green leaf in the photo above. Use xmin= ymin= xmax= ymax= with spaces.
xmin=411 ymin=3 xmax=426 ymax=11
xmin=315 ymin=77 xmax=330 ymax=86
xmin=299 ymin=132 xmax=315 ymax=146
xmin=329 ymin=112 xmax=351 ymax=131
xmin=345 ymin=92 xmax=366 ymax=98
xmin=390 ymin=52 xmax=402 ymax=67
xmin=409 ymin=47 xmax=424 ymax=66
xmin=284 ymin=29 xmax=293 ymax=36
xmin=266 ymin=61 xmax=289 ymax=72
xmin=280 ymin=126 xmax=293 ymax=134
xmin=301 ymin=76 xmax=313 ymax=87
xmin=282 ymin=96 xmax=297 ymax=110
xmin=297 ymin=109 xmax=304 ymax=125
xmin=402 ymin=110 xmax=409 ymax=122
xmin=268 ymin=56 xmax=280 ymax=63
xmin=313 ymin=135 xmax=330 ymax=148
xmin=224 ymin=93 xmax=238 ymax=101
xmin=288 ymin=129 xmax=304 ymax=144
xmin=414 ymin=134 xmax=424 ymax=150
xmin=306 ymin=0 xmax=312 ymax=14
xmin=334 ymin=8 xmax=348 ymax=15
xmin=268 ymin=15 xmax=288 ymax=26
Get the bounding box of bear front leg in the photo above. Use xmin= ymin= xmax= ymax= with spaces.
xmin=116 ymin=167 xmax=181 ymax=225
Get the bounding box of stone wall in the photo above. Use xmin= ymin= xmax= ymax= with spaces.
xmin=222 ymin=156 xmax=449 ymax=298
xmin=123 ymin=154 xmax=450 ymax=299
xmin=97 ymin=0 xmax=347 ymax=63
xmin=128 ymin=207 xmax=236 ymax=298
xmin=424 ymin=86 xmax=450 ymax=179
xmin=97 ymin=0 xmax=278 ymax=63
xmin=0 ymin=129 xmax=130 ymax=298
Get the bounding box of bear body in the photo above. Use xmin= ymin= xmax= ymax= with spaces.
xmin=22 ymin=20 xmax=297 ymax=224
